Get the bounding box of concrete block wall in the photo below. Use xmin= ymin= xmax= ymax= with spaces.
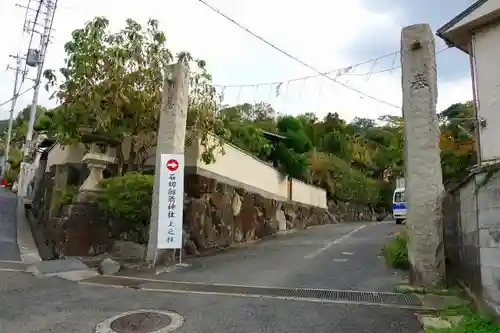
xmin=450 ymin=169 xmax=500 ymax=313
xmin=475 ymin=171 xmax=500 ymax=311
xmin=455 ymin=175 xmax=482 ymax=295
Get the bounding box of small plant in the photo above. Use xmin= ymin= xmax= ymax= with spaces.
xmin=426 ymin=305 xmax=500 ymax=333
xmin=96 ymin=172 xmax=154 ymax=244
xmin=53 ymin=185 xmax=78 ymax=214
xmin=60 ymin=185 xmax=78 ymax=206
xmin=382 ymin=231 xmax=409 ymax=269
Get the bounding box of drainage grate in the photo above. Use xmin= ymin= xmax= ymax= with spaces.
xmin=148 ymin=282 xmax=421 ymax=306
xmin=83 ymin=276 xmax=422 ymax=307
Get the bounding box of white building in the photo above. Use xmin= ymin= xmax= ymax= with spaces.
xmin=437 ymin=0 xmax=500 ymax=164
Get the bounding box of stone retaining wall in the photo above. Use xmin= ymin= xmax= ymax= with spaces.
xmin=29 ymin=167 xmax=334 ymax=259
xmin=182 ymin=174 xmax=333 ymax=255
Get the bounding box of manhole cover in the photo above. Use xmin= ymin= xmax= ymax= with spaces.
xmin=111 ymin=312 xmax=171 ymax=332
xmin=95 ymin=310 xmax=184 ymax=333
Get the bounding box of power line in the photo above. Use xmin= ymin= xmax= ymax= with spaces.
xmin=0 ymin=0 xmax=54 ymax=112
xmin=195 ymin=0 xmax=448 ymax=109
xmin=216 ymin=47 xmax=450 ymax=88
xmin=52 ymin=0 xmax=415 ymax=90
xmin=216 ymin=50 xmax=402 ymax=88
xmin=339 ymin=47 xmax=451 ymax=77
xmin=24 ymin=0 xmax=58 ymax=152
xmin=0 ymin=87 xmax=34 ymax=108
xmin=15 ymin=0 xmax=45 ymax=93
xmin=17 ymin=0 xmax=58 ymax=198
xmin=194 ymin=0 xmax=389 ymax=108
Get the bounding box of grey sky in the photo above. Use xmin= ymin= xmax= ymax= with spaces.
xmin=343 ymin=0 xmax=474 ymax=82
xmin=0 ymin=0 xmax=475 ymax=121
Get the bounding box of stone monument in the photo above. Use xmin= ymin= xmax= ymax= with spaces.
xmin=401 ymin=24 xmax=445 ymax=287
xmin=146 ymin=61 xmax=190 ymax=266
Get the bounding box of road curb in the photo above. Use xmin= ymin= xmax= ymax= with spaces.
xmin=16 ymin=197 xmax=41 ymax=264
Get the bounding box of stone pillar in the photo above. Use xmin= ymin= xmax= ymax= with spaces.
xmin=146 ymin=61 xmax=189 ymax=266
xmin=401 ymin=24 xmax=445 ymax=287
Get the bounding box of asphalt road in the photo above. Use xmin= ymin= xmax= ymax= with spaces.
xmin=137 ymin=221 xmax=408 ymax=292
xmin=0 ymin=221 xmax=423 ymax=332
xmin=0 ymin=189 xmax=20 ymax=261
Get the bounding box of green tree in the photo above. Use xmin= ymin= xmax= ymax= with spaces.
xmin=349 ymin=117 xmax=376 ymax=131
xmin=217 ymin=103 xmax=274 ymax=159
xmin=322 ymin=131 xmax=350 ymax=159
xmin=8 ymin=104 xmax=50 ymax=147
xmin=378 ymin=115 xmax=403 ymax=128
xmin=216 ymin=102 xmax=478 ymax=210
xmin=438 ymin=102 xmax=476 ymax=185
xmin=44 ymin=17 xmax=225 ymax=173
xmin=269 ymin=116 xmax=312 ymax=178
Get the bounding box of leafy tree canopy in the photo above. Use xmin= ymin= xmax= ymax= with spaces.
xmin=43 ymin=16 xmax=226 ymax=173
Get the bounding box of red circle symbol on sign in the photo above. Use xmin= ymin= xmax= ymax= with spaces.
xmin=166 ymin=159 xmax=179 ymax=171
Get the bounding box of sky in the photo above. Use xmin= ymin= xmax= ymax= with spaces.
xmin=0 ymin=0 xmax=477 ymax=123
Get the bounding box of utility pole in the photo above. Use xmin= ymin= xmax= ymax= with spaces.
xmin=18 ymin=0 xmax=57 ymax=198
xmin=2 ymin=56 xmax=24 ymax=178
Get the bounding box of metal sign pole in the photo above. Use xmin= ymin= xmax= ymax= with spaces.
xmin=177 ymin=246 xmax=189 ymax=267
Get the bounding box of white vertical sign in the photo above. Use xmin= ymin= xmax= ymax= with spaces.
xmin=158 ymin=153 xmax=184 ymax=249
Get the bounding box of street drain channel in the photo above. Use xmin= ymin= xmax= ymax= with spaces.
xmin=83 ymin=276 xmax=422 ymax=307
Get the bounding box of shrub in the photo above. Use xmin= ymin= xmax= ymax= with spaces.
xmin=4 ymin=168 xmax=18 ymax=186
xmin=53 ymin=185 xmax=79 ymax=215
xmin=382 ymin=231 xmax=409 ymax=269
xmin=97 ymin=172 xmax=154 ymax=244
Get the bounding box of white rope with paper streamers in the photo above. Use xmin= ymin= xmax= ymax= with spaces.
xmin=212 ymin=47 xmax=451 ymax=112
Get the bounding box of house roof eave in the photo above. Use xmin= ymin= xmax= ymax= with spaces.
xmin=436 ymin=30 xmax=470 ymax=55
xmin=437 ymin=0 xmax=490 ymax=36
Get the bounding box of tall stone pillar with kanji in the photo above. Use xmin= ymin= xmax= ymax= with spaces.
xmin=401 ymin=23 xmax=445 ymax=287
xmin=146 ymin=61 xmax=189 ymax=266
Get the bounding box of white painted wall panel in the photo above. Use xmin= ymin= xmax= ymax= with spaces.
xmin=473 ymin=23 xmax=500 ymax=161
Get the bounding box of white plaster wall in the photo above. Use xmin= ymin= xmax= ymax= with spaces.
xmin=45 ymin=143 xmax=86 ymax=171
xmin=193 ymin=139 xmax=290 ymax=201
xmin=44 ymin=136 xmax=328 ymax=208
xmin=159 ymin=136 xmax=328 ymax=208
xmin=291 ymin=178 xmax=327 ymax=209
xmin=473 ymin=23 xmax=500 ymax=162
